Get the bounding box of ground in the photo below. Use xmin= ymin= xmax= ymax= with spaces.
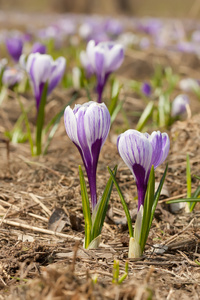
xmin=0 ymin=23 xmax=200 ymax=300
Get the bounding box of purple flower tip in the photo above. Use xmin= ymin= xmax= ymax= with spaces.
xmin=6 ymin=37 xmax=23 ymax=62
xmin=31 ymin=42 xmax=46 ymax=54
xmin=117 ymin=130 xmax=170 ymax=209
xmin=141 ymin=82 xmax=152 ymax=96
xmin=64 ymin=101 xmax=111 ymax=211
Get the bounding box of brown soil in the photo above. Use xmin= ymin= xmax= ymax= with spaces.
xmin=0 ymin=43 xmax=200 ymax=300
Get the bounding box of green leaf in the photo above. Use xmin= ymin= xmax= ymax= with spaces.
xmin=194 ymin=175 xmax=200 ymax=181
xmin=36 ymin=82 xmax=48 ymax=155
xmin=167 ymin=197 xmax=200 ymax=204
xmin=190 ymin=184 xmax=200 ymax=212
xmin=79 ymin=165 xmax=92 ymax=249
xmin=136 ymin=101 xmax=154 ymax=131
xmin=43 ymin=92 xmax=78 ymax=155
xmin=110 ymin=100 xmax=124 ymax=125
xmin=149 ymin=163 xmax=168 ymax=228
xmin=109 ymin=79 xmax=122 ymax=116
xmin=186 ymin=154 xmax=192 ymax=198
xmin=0 ymin=66 xmax=5 ymax=92
xmin=17 ymin=97 xmax=34 ymax=155
xmin=91 ymin=166 xmax=117 ymax=241
xmin=107 ymin=166 xmax=133 ymax=238
xmin=158 ymin=94 xmax=171 ymax=127
xmin=139 ymin=166 xmax=155 ymax=253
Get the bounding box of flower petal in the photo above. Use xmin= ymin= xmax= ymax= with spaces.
xmin=48 ymin=56 xmax=66 ymax=94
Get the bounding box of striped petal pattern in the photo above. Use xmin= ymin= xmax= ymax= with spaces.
xmin=26 ymin=53 xmax=66 ymax=111
xmin=64 ymin=101 xmax=110 ymax=211
xmin=117 ymin=130 xmax=170 ymax=209
xmin=80 ymin=40 xmax=124 ymax=103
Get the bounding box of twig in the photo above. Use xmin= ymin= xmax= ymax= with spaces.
xmin=29 ymin=193 xmax=51 ymax=217
xmin=0 ymin=199 xmax=48 ymax=222
xmin=0 ymin=218 xmax=82 ymax=241
xmin=164 ymin=218 xmax=194 ymax=245
xmin=159 ymin=193 xmax=187 ymax=204
xmin=177 ymin=250 xmax=199 ymax=267
xmin=71 ymin=241 xmax=80 ymax=274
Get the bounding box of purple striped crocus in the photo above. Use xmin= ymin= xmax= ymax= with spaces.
xmin=80 ymin=40 xmax=124 ymax=103
xmin=171 ymin=94 xmax=190 ymax=117
xmin=26 ymin=53 xmax=66 ymax=111
xmin=6 ymin=36 xmax=23 ymax=62
xmin=64 ymin=101 xmax=111 ymax=211
xmin=117 ymin=130 xmax=170 ymax=210
xmin=2 ymin=67 xmax=24 ymax=88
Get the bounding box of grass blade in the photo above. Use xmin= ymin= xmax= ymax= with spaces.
xmin=136 ymin=101 xmax=154 ymax=131
xmin=36 ymin=82 xmax=48 ymax=155
xmin=139 ymin=166 xmax=155 ymax=253
xmin=107 ymin=166 xmax=133 ymax=238
xmin=186 ymin=154 xmax=192 ymax=198
xmin=91 ymin=166 xmax=117 ymax=240
xmin=149 ymin=163 xmax=168 ymax=228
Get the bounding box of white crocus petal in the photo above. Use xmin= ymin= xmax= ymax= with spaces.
xmin=159 ymin=133 xmax=170 ymax=165
xmin=117 ymin=130 xmax=152 ymax=180
xmin=149 ymin=131 xmax=170 ymax=169
xmin=64 ymin=106 xmax=79 ymax=147
xmin=106 ymin=44 xmax=124 ymax=73
xmin=29 ymin=54 xmax=52 ymax=95
xmin=26 ymin=53 xmax=36 ymax=73
xmin=84 ymin=103 xmax=110 ymax=148
xmin=48 ymin=56 xmax=66 ymax=93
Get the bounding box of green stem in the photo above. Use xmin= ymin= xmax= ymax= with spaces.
xmin=36 ymin=82 xmax=48 ymax=156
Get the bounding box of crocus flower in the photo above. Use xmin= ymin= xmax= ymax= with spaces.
xmin=26 ymin=53 xmax=66 ymax=111
xmin=2 ymin=67 xmax=24 ymax=88
xmin=31 ymin=42 xmax=46 ymax=54
xmin=179 ymin=78 xmax=200 ymax=93
xmin=64 ymin=101 xmax=110 ymax=211
xmin=117 ymin=130 xmax=170 ymax=210
xmin=171 ymin=94 xmax=190 ymax=117
xmin=141 ymin=82 xmax=152 ymax=97
xmin=80 ymin=40 xmax=124 ymax=103
xmin=5 ymin=36 xmax=23 ymax=62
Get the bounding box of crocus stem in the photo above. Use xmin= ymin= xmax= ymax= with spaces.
xmin=96 ymin=83 xmax=104 ymax=103
xmin=36 ymin=82 xmax=48 ymax=155
xmin=87 ymin=171 xmax=97 ymax=211
xmin=96 ymin=73 xmax=110 ymax=103
xmin=137 ymin=184 xmax=147 ymax=211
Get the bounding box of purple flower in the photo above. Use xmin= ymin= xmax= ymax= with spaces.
xmin=117 ymin=130 xmax=170 ymax=210
xmin=31 ymin=42 xmax=46 ymax=54
xmin=6 ymin=36 xmax=23 ymax=62
xmin=64 ymin=101 xmax=110 ymax=211
xmin=171 ymin=94 xmax=190 ymax=117
xmin=80 ymin=40 xmax=124 ymax=103
xmin=26 ymin=53 xmax=66 ymax=111
xmin=141 ymin=82 xmax=152 ymax=97
xmin=2 ymin=67 xmax=24 ymax=88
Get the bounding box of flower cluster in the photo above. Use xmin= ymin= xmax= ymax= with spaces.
xmin=80 ymin=40 xmax=124 ymax=102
